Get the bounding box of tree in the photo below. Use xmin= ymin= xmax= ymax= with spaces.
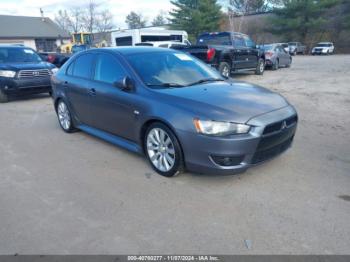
xmin=228 ymin=0 xmax=268 ymax=14
xmin=269 ymin=0 xmax=340 ymax=47
xmin=82 ymin=0 xmax=100 ymax=33
xmin=125 ymin=12 xmax=147 ymax=29
xmin=169 ymin=0 xmax=222 ymax=40
xmin=55 ymin=8 xmax=82 ymax=33
xmin=96 ymin=9 xmax=114 ymax=32
xmin=152 ymin=11 xmax=168 ymax=26
xmin=55 ymin=1 xmax=114 ymax=34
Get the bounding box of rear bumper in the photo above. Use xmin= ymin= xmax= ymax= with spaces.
xmin=178 ymin=105 xmax=298 ymax=175
xmin=0 ymin=77 xmax=51 ymax=95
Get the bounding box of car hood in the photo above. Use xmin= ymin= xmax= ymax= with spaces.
xmin=154 ymin=81 xmax=289 ymax=123
xmin=0 ymin=62 xmax=55 ymax=71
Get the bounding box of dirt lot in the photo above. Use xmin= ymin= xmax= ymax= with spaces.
xmin=0 ymin=55 xmax=349 ymax=255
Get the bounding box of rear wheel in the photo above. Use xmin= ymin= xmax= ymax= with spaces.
xmin=255 ymin=58 xmax=265 ymax=75
xmin=56 ymin=100 xmax=76 ymax=133
xmin=0 ymin=89 xmax=9 ymax=103
xmin=219 ymin=61 xmax=231 ymax=78
xmin=144 ymin=122 xmax=184 ymax=177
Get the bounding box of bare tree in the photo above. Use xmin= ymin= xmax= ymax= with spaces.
xmin=54 ymin=10 xmax=71 ymax=33
xmin=96 ymin=9 xmax=114 ymax=32
xmin=67 ymin=7 xmax=83 ymax=33
xmin=82 ymin=0 xmax=100 ymax=33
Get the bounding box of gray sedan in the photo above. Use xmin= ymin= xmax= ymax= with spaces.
xmin=263 ymin=44 xmax=292 ymax=70
xmin=52 ymin=47 xmax=298 ymax=177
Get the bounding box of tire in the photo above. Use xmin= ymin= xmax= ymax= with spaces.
xmin=255 ymin=58 xmax=265 ymax=75
xmin=219 ymin=61 xmax=231 ymax=78
xmin=0 ymin=89 xmax=9 ymax=103
xmin=56 ymin=99 xmax=76 ymax=133
xmin=144 ymin=122 xmax=184 ymax=177
xmin=272 ymin=59 xmax=279 ymax=70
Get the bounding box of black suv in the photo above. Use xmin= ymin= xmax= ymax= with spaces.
xmin=0 ymin=45 xmax=57 ymax=102
xmin=177 ymin=32 xmax=265 ymax=77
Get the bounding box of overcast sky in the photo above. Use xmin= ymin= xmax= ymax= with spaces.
xmin=0 ymin=0 xmax=174 ymax=28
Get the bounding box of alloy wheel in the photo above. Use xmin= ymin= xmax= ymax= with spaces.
xmin=146 ymin=128 xmax=176 ymax=172
xmin=222 ymin=65 xmax=230 ymax=78
xmin=57 ymin=101 xmax=71 ymax=131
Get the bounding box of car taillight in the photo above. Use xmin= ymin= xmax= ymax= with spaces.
xmin=265 ymin=51 xmax=274 ymax=57
xmin=47 ymin=54 xmax=55 ymax=63
xmin=207 ymin=48 xmax=215 ymax=61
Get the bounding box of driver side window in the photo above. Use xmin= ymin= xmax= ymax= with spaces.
xmin=94 ymin=53 xmax=127 ymax=84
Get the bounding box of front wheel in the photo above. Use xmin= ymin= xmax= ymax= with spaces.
xmin=0 ymin=89 xmax=9 ymax=103
xmin=219 ymin=61 xmax=231 ymax=78
xmin=255 ymin=58 xmax=265 ymax=75
xmin=56 ymin=100 xmax=76 ymax=133
xmin=145 ymin=123 xmax=184 ymax=177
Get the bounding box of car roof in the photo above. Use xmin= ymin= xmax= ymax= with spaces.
xmin=92 ymin=47 xmax=178 ymax=56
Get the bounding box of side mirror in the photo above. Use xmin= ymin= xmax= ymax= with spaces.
xmin=114 ymin=76 xmax=134 ymax=92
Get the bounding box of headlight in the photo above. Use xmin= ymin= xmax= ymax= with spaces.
xmin=193 ymin=119 xmax=250 ymax=136
xmin=50 ymin=68 xmax=59 ymax=75
xmin=0 ymin=70 xmax=16 ymax=78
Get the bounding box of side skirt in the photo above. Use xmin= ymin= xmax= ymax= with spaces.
xmin=77 ymin=124 xmax=143 ymax=155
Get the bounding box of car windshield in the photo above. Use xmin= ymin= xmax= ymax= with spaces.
xmin=0 ymin=47 xmax=42 ymax=63
xmin=126 ymin=51 xmax=223 ymax=88
xmin=316 ymin=43 xmax=331 ymax=47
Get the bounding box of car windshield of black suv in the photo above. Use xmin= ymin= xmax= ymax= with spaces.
xmin=0 ymin=47 xmax=42 ymax=63
xmin=126 ymin=51 xmax=222 ymax=88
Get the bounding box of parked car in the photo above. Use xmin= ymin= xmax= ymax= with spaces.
xmin=0 ymin=45 xmax=57 ymax=103
xmin=52 ymin=47 xmax=298 ymax=177
xmin=311 ymin=42 xmax=335 ymax=55
xmin=174 ymin=32 xmax=265 ymax=77
xmin=262 ymin=44 xmax=292 ymax=70
xmin=288 ymin=42 xmax=306 ymax=55
xmin=39 ymin=52 xmax=70 ymax=68
xmin=274 ymin=43 xmax=289 ymax=53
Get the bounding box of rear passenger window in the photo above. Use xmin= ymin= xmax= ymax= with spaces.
xmin=66 ymin=62 xmax=74 ymax=75
xmin=72 ymin=54 xmax=94 ymax=79
xmin=94 ymin=54 xmax=126 ymax=84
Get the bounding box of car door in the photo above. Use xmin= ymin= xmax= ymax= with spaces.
xmin=88 ymin=52 xmax=137 ymax=141
xmin=232 ymin=34 xmax=249 ymax=69
xmin=244 ymin=36 xmax=258 ymax=68
xmin=64 ymin=53 xmax=95 ymax=126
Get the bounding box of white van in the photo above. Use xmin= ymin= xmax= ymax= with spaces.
xmin=111 ymin=27 xmax=189 ymax=47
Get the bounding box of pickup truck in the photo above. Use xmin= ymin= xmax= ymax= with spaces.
xmin=288 ymin=42 xmax=306 ymax=55
xmin=174 ymin=32 xmax=265 ymax=77
xmin=39 ymin=52 xmax=70 ymax=68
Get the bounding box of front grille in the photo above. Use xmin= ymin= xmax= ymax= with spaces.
xmin=18 ymin=69 xmax=51 ymax=79
xmin=263 ymin=115 xmax=298 ymax=135
xmin=252 ymin=136 xmax=293 ymax=164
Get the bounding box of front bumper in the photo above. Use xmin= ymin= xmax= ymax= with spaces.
xmin=178 ymin=105 xmax=298 ymax=175
xmin=0 ymin=76 xmax=51 ymax=95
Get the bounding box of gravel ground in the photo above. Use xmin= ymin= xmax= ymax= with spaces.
xmin=0 ymin=55 xmax=349 ymax=255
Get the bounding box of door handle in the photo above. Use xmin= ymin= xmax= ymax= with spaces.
xmin=89 ymin=88 xmax=96 ymax=96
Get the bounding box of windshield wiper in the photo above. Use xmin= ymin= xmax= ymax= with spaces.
xmin=187 ymin=78 xmax=225 ymax=86
xmin=146 ymin=83 xmax=185 ymax=88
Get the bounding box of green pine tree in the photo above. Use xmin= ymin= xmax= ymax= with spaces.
xmin=169 ymin=0 xmax=222 ymax=41
xmin=269 ymin=0 xmax=340 ymax=46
